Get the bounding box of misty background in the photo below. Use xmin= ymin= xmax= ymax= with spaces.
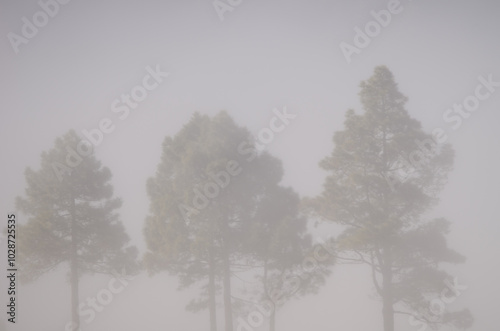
xmin=1 ymin=0 xmax=499 ymax=330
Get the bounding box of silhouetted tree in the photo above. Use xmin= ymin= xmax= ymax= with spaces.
xmin=308 ymin=66 xmax=472 ymax=331
xmin=143 ymin=111 xmax=325 ymax=331
xmin=16 ymin=130 xmax=138 ymax=331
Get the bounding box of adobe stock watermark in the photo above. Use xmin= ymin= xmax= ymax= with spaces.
xmin=385 ymin=73 xmax=499 ymax=191
xmin=7 ymin=0 xmax=73 ymax=54
xmin=408 ymin=277 xmax=467 ymax=331
xmin=52 ymin=65 xmax=169 ymax=181
xmin=213 ymin=0 xmax=244 ymax=21
xmin=236 ymin=237 xmax=335 ymax=331
xmin=64 ymin=269 xmax=136 ymax=331
xmin=384 ymin=135 xmax=442 ymax=192
xmin=178 ymin=107 xmax=297 ymax=223
xmin=442 ymin=74 xmax=500 ymax=131
xmin=340 ymin=0 xmax=403 ymax=64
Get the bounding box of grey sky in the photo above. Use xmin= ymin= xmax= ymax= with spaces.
xmin=1 ymin=0 xmax=499 ymax=330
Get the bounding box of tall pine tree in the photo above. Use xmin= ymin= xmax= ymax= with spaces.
xmin=143 ymin=111 xmax=321 ymax=331
xmin=308 ymin=66 xmax=472 ymax=331
xmin=16 ymin=130 xmax=138 ymax=331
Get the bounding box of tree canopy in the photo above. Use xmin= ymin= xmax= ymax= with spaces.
xmin=16 ymin=130 xmax=138 ymax=330
xmin=308 ymin=66 xmax=472 ymax=331
xmin=143 ymin=111 xmax=329 ymax=331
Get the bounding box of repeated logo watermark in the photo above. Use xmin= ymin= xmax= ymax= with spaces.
xmin=442 ymin=74 xmax=499 ymax=130
xmin=385 ymin=73 xmax=499 ymax=190
xmin=51 ymin=65 xmax=169 ymax=181
xmin=178 ymin=107 xmax=297 ymax=223
xmin=64 ymin=269 xmax=136 ymax=331
xmin=408 ymin=277 xmax=467 ymax=331
xmin=213 ymin=0 xmax=244 ymax=21
xmin=236 ymin=237 xmax=335 ymax=331
xmin=340 ymin=0 xmax=403 ymax=64
xmin=7 ymin=0 xmax=73 ymax=54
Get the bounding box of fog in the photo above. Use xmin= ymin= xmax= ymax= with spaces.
xmin=1 ymin=0 xmax=499 ymax=330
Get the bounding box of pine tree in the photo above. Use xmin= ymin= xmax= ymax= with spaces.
xmin=16 ymin=130 xmax=138 ymax=331
xmin=309 ymin=66 xmax=473 ymax=331
xmin=143 ymin=111 xmax=322 ymax=331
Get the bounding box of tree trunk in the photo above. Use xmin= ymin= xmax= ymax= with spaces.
xmin=71 ymin=250 xmax=80 ymax=330
xmin=382 ymin=289 xmax=394 ymax=331
xmin=269 ymin=309 xmax=276 ymax=331
xmin=263 ymin=260 xmax=276 ymax=331
xmin=381 ymin=248 xmax=394 ymax=331
xmin=222 ymin=245 xmax=233 ymax=331
xmin=70 ymin=196 xmax=80 ymax=331
xmin=208 ymin=245 xmax=217 ymax=331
